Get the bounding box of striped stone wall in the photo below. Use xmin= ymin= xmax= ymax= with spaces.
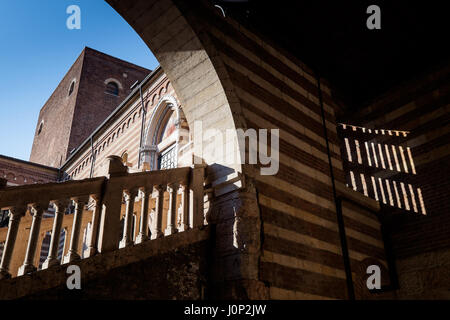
xmin=349 ymin=63 xmax=450 ymax=258
xmin=106 ymin=0 xmax=391 ymax=299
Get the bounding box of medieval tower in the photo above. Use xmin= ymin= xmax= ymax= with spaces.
xmin=29 ymin=47 xmax=150 ymax=167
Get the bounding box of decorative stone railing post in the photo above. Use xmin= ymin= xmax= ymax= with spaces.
xmin=18 ymin=204 xmax=45 ymax=276
xmin=190 ymin=164 xmax=206 ymax=228
xmin=42 ymin=200 xmax=69 ymax=269
xmin=177 ymin=184 xmax=189 ymax=232
xmin=135 ymin=187 xmax=150 ymax=244
xmin=165 ymin=183 xmax=178 ymax=236
xmin=0 ymin=206 xmax=26 ymax=279
xmin=64 ymin=197 xmax=88 ymax=263
xmin=120 ymin=189 xmax=138 ymax=248
xmin=86 ymin=194 xmax=102 ymax=257
xmin=98 ymin=155 xmax=128 ymax=253
xmin=151 ymin=185 xmax=164 ymax=240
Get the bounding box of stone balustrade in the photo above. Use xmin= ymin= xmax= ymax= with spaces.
xmin=0 ymin=156 xmax=205 ymax=280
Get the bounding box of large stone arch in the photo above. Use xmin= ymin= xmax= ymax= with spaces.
xmin=107 ymin=0 xmax=246 ymax=177
xmin=106 ymin=0 xmax=264 ymax=299
xmin=106 ymin=0 xmax=380 ymax=301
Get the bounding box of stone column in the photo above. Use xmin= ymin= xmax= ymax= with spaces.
xmin=189 ymin=165 xmax=205 ymax=228
xmin=151 ymin=185 xmax=164 ymax=239
xmin=165 ymin=183 xmax=178 ymax=236
xmin=97 ymin=155 xmax=128 ymax=253
xmin=18 ymin=204 xmax=44 ymax=276
xmin=119 ymin=189 xmax=137 ymax=248
xmin=42 ymin=200 xmax=68 ymax=269
xmin=86 ymin=195 xmax=102 ymax=257
xmin=177 ymin=184 xmax=189 ymax=232
xmin=0 ymin=206 xmax=26 ymax=279
xmin=140 ymin=145 xmax=157 ymax=171
xmin=135 ymin=188 xmax=150 ymax=244
xmin=63 ymin=198 xmax=86 ymax=263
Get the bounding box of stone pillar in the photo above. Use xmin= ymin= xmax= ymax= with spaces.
xmin=42 ymin=200 xmax=68 ymax=269
xmin=190 ymin=165 xmax=205 ymax=228
xmin=86 ymin=195 xmax=102 ymax=257
xmin=151 ymin=185 xmax=164 ymax=240
xmin=119 ymin=189 xmax=137 ymax=248
xmin=165 ymin=183 xmax=178 ymax=236
xmin=18 ymin=204 xmax=44 ymax=276
xmin=140 ymin=145 xmax=157 ymax=170
xmin=63 ymin=198 xmax=87 ymax=263
xmin=97 ymin=155 xmax=128 ymax=253
xmin=177 ymin=184 xmax=189 ymax=232
xmin=0 ymin=206 xmax=26 ymax=279
xmin=135 ymin=188 xmax=150 ymax=244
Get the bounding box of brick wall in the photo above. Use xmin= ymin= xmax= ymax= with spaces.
xmin=0 ymin=155 xmax=58 ymax=186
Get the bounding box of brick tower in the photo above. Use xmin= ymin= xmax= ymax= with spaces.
xmin=29 ymin=47 xmax=150 ymax=167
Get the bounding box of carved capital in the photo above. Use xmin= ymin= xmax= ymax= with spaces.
xmin=152 ymin=185 xmax=164 ymax=197
xmin=167 ymin=183 xmax=179 ymax=193
xmin=8 ymin=206 xmax=27 ymax=219
xmin=51 ymin=200 xmax=70 ymax=212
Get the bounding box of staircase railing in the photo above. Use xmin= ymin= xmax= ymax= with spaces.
xmin=0 ymin=155 xmax=205 ymax=280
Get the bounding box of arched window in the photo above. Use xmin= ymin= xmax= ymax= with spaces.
xmin=157 ymin=111 xmax=178 ymax=170
xmin=68 ymin=80 xmax=75 ymax=96
xmin=141 ymin=95 xmax=190 ymax=171
xmin=105 ymin=81 xmax=119 ymax=96
xmin=37 ymin=121 xmax=44 ymax=135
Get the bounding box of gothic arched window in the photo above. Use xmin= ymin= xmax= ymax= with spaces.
xmin=157 ymin=111 xmax=178 ymax=170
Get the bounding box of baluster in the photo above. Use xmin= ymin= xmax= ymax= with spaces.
xmin=63 ymin=197 xmax=88 ymax=263
xmin=151 ymin=185 xmax=164 ymax=240
xmin=165 ymin=183 xmax=178 ymax=236
xmin=86 ymin=194 xmax=102 ymax=257
xmin=18 ymin=204 xmax=45 ymax=276
xmin=120 ymin=189 xmax=138 ymax=248
xmin=0 ymin=206 xmax=26 ymax=279
xmin=177 ymin=183 xmax=189 ymax=232
xmin=190 ymin=165 xmax=205 ymax=228
xmin=42 ymin=200 xmax=69 ymax=269
xmin=135 ymin=188 xmax=150 ymax=244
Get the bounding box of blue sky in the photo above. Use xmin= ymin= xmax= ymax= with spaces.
xmin=0 ymin=0 xmax=159 ymax=161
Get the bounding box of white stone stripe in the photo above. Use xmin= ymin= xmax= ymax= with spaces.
xmin=237 ymin=86 xmax=341 ymax=155
xmin=242 ymin=107 xmax=343 ymax=171
xmin=262 ymin=250 xmax=347 ymax=280
xmin=221 ymin=55 xmax=337 ymax=133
